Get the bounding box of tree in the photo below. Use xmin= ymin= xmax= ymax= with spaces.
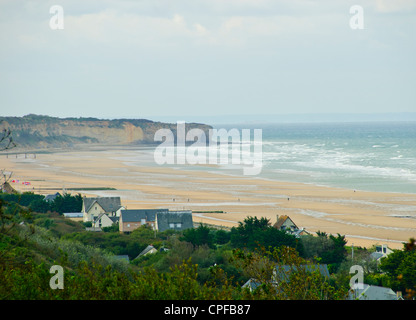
xmin=0 ymin=197 xmax=34 ymax=272
xmin=102 ymin=223 xmax=119 ymax=232
xmin=29 ymin=197 xmax=52 ymax=213
xmin=51 ymin=193 xmax=82 ymax=214
xmin=230 ymin=216 xmax=270 ymax=249
xmin=0 ymin=192 xmax=49 ymax=210
xmin=214 ymin=229 xmax=230 ymax=245
xmin=232 ymin=246 xmax=348 ymax=300
xmin=181 ymin=224 xmax=214 ymax=248
xmin=1 ymin=129 xmax=17 ymax=195
xmin=379 ymin=238 xmax=416 ymax=299
xmin=258 ymin=227 xmax=302 ymax=254
xmin=229 ymin=216 xmax=301 ymax=253
xmin=301 ymin=232 xmax=347 ymax=271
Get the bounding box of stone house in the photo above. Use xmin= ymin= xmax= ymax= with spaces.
xmin=119 ymin=209 xmax=194 ymax=233
xmin=119 ymin=209 xmax=168 ymax=233
xmin=155 ymin=210 xmax=193 ymax=232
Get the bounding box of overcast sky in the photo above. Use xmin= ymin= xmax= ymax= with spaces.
xmin=0 ymin=0 xmax=415 ymax=123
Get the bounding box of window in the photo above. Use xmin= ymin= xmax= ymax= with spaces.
xmin=127 ymin=224 xmax=130 ymax=228
xmin=141 ymin=219 xmax=146 ymax=225
xmin=176 ymin=223 xmax=182 ymax=228
xmin=169 ymin=223 xmax=175 ymax=228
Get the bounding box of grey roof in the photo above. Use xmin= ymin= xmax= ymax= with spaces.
xmin=370 ymin=252 xmax=384 ymax=260
xmin=93 ymin=212 xmax=107 ymax=222
xmin=274 ymin=264 xmax=330 ymax=282
xmin=120 ymin=209 xmax=169 ymax=223
xmin=63 ymin=212 xmax=83 ymax=218
xmin=156 ymin=210 xmax=193 ymax=232
xmin=83 ymin=197 xmax=122 ymax=213
xmin=349 ymin=284 xmax=398 ymax=300
xmin=45 ymin=192 xmax=61 ymax=202
xmin=242 ymin=278 xmax=263 ymax=291
xmin=136 ymin=245 xmax=157 ymax=259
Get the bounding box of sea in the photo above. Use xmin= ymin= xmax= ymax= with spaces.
xmin=215 ymin=121 xmax=416 ymax=194
xmin=115 ymin=121 xmax=416 ymax=195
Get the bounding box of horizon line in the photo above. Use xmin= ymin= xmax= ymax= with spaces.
xmin=1 ymin=112 xmax=416 ymax=126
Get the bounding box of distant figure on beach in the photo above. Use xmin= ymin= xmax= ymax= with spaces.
xmin=288 ymin=197 xmax=290 ymax=201
xmin=173 ymin=198 xmax=175 ymax=202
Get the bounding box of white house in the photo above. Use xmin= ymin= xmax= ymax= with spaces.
xmin=273 ymin=215 xmax=308 ymax=237
xmin=371 ymin=244 xmax=393 ymax=261
xmin=82 ymin=196 xmax=124 ymax=222
xmin=92 ymin=213 xmax=119 ymax=229
xmin=135 ymin=245 xmax=158 ymax=259
xmin=348 ymin=284 xmax=400 ymax=300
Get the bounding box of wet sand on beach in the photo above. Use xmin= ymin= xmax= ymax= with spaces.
xmin=2 ymin=147 xmax=416 ymax=249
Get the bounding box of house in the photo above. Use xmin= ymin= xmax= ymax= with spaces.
xmin=119 ymin=209 xmax=194 ymax=233
xmin=273 ymin=215 xmax=308 ymax=237
xmin=119 ymin=209 xmax=168 ymax=233
xmin=135 ymin=245 xmax=158 ymax=259
xmin=348 ymin=284 xmax=400 ymax=300
xmin=370 ymin=244 xmax=393 ymax=262
xmin=133 ymin=245 xmax=169 ymax=261
xmin=243 ymin=264 xmax=330 ymax=294
xmin=82 ymin=196 xmax=124 ymax=222
xmin=273 ymin=264 xmax=330 ymax=283
xmin=242 ymin=278 xmax=265 ymax=292
xmin=92 ymin=213 xmax=119 ymax=229
xmin=45 ymin=192 xmax=61 ymax=202
xmin=155 ymin=210 xmax=193 ymax=232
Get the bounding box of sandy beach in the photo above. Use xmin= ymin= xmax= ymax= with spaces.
xmin=2 ymin=146 xmax=416 ymax=249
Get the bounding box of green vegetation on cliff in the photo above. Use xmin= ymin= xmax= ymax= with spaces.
xmin=1 ymin=193 xmax=415 ymax=300
xmin=0 ymin=114 xmax=212 ymax=149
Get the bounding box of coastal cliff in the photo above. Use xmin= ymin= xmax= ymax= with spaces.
xmin=0 ymin=114 xmax=212 ymax=150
